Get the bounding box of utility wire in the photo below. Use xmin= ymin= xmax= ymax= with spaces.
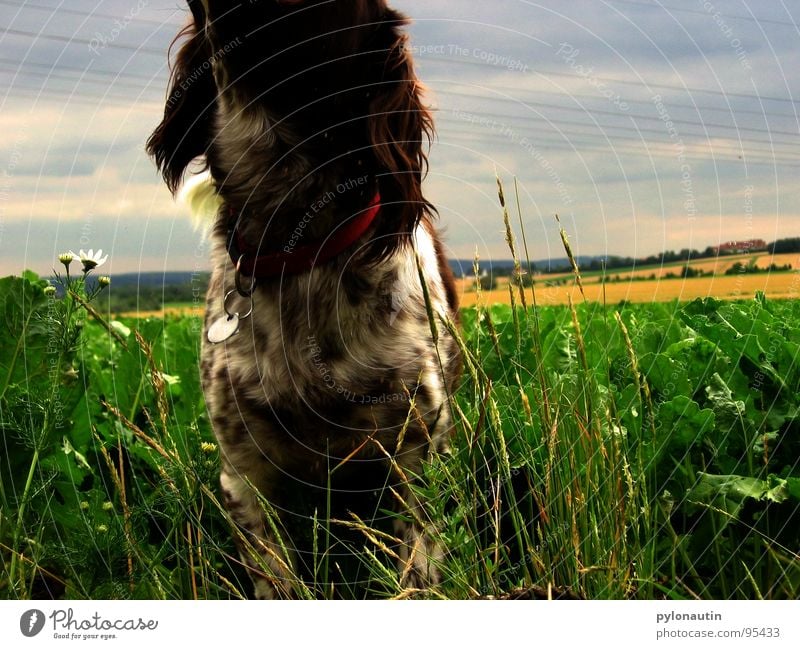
xmin=2 ymin=54 xmax=797 ymax=122
xmin=1 ymin=27 xmax=166 ymax=56
xmin=4 ymin=71 xmax=797 ymax=158
xmin=6 ymin=79 xmax=798 ymax=166
xmin=3 ymin=55 xmax=797 ymax=145
xmin=604 ymin=0 xmax=799 ymax=27
xmin=431 ymin=79 xmax=798 ymax=119
xmin=6 ymin=74 xmax=794 ymax=154
xmin=435 ymin=104 xmax=798 ymax=153
xmin=437 ymin=115 xmax=800 ymax=160
xmin=420 ymin=54 xmax=800 ymax=105
xmin=436 ymin=88 xmax=800 ymax=139
xmin=0 ymin=63 xmax=162 ymax=91
xmin=0 ymin=0 xmax=183 ymax=27
xmin=0 ymin=56 xmax=159 ymax=81
xmin=438 ymin=126 xmax=800 ymax=168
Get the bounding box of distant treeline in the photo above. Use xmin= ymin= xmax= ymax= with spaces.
xmin=97 ymin=238 xmax=800 ymax=312
xmin=725 ymin=261 xmax=793 ymax=276
xmin=579 ymin=249 xmax=712 ymax=273
xmin=768 ymin=238 xmax=800 ymax=254
xmin=494 ymin=237 xmax=800 ymax=276
xmin=567 ymin=238 xmax=799 ymax=274
xmin=102 ymin=275 xmax=208 ymax=314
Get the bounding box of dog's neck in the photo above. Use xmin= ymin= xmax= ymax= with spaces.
xmin=208 ymin=96 xmax=378 ymax=253
xmin=225 ymin=191 xmax=381 ymax=280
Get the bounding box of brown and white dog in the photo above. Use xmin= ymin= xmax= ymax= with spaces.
xmin=147 ymin=0 xmax=460 ymax=598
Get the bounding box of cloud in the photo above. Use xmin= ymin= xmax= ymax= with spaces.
xmin=0 ymin=213 xmax=204 ymax=277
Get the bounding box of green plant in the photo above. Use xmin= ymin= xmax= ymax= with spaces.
xmin=2 ymin=208 xmax=798 ymax=600
xmin=0 ymin=253 xmax=244 ymax=598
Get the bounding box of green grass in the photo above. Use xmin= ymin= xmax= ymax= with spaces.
xmin=2 ymin=196 xmax=799 ymax=599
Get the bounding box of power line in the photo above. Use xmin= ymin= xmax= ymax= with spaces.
xmin=438 ymin=126 xmax=800 ymax=168
xmin=438 ymin=113 xmax=800 ymax=160
xmin=437 ymin=88 xmax=800 ymax=139
xmin=4 ymin=2 xmax=798 ymax=105
xmin=436 ymin=103 xmax=798 ymax=154
xmin=431 ymin=79 xmax=797 ymax=119
xmin=3 ymin=51 xmax=796 ymax=140
xmin=1 ymin=27 xmax=166 ymax=56
xmin=8 ymin=72 xmax=793 ymax=151
xmin=7 ymin=81 xmax=797 ymax=167
xmin=604 ymin=0 xmax=799 ymax=28
xmin=0 ymin=63 xmax=162 ymax=92
xmin=0 ymin=56 xmax=162 ymax=82
xmin=4 ymin=69 xmax=796 ymax=157
xmin=6 ymin=80 xmax=797 ymax=168
xmin=420 ymin=54 xmax=800 ymax=105
xmin=0 ymin=0 xmax=184 ymax=28
xmin=4 ymin=24 xmax=798 ymax=106
xmin=3 ymin=84 xmax=157 ymax=108
xmin=1 ymin=52 xmax=796 ymax=123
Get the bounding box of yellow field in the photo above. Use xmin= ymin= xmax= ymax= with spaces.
xmin=458 ymin=251 xmax=800 ymax=307
xmin=608 ymin=252 xmax=798 ymax=280
xmin=125 ymin=305 xmax=204 ymax=319
xmin=118 ymin=252 xmax=799 ymax=318
xmin=459 ymin=272 xmax=799 ymax=307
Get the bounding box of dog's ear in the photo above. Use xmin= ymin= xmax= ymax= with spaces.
xmin=367 ymin=11 xmax=435 ymax=252
xmin=146 ymin=2 xmax=217 ymax=195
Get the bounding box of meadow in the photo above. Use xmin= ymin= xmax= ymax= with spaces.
xmin=2 ymin=200 xmax=799 ymax=599
xmin=119 ymin=251 xmax=800 ymax=317
xmin=457 ymin=251 xmax=800 ymax=308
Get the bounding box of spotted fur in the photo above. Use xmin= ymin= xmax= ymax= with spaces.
xmin=148 ymin=0 xmax=460 ymax=598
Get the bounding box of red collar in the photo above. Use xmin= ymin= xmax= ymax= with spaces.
xmin=227 ymin=192 xmax=381 ymax=279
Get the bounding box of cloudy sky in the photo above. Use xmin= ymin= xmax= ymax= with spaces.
xmin=1 ymin=0 xmax=798 ymax=276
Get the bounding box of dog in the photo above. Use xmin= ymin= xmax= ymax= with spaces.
xmin=147 ymin=0 xmax=460 ymax=598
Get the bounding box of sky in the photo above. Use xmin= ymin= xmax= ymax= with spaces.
xmin=1 ymin=0 xmax=798 ymax=276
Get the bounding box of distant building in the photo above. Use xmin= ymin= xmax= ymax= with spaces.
xmin=712 ymin=239 xmax=767 ymax=255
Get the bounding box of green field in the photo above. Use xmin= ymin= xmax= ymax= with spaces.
xmin=2 ymin=268 xmax=799 ymax=599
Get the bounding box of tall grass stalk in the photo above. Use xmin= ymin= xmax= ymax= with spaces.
xmin=4 ymin=195 xmax=798 ymax=600
xmin=419 ymin=177 xmax=659 ymax=599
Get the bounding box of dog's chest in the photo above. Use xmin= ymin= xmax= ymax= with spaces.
xmin=201 ymin=226 xmax=448 ymax=421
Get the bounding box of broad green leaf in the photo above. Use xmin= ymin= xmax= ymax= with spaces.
xmin=655 ymin=396 xmax=715 ymax=450
xmin=687 ymin=472 xmax=790 ymax=522
xmin=705 ymin=373 xmax=746 ymax=426
xmin=0 ymin=276 xmax=52 ymax=397
xmin=639 ymin=352 xmax=692 ymax=398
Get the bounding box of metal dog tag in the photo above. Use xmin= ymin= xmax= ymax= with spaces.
xmin=207 ymin=313 xmax=240 ymax=344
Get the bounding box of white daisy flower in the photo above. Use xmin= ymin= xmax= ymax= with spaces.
xmin=71 ymin=249 xmax=108 ymax=272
